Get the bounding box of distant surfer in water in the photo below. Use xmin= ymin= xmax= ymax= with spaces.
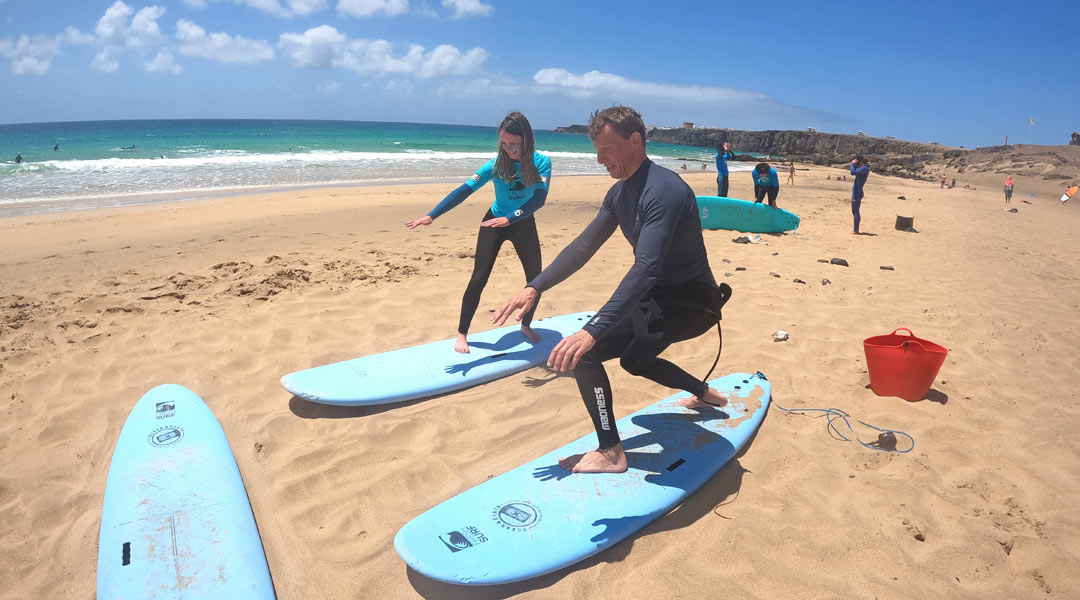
xmin=406 ymin=112 xmax=550 ymax=354
xmin=850 ymin=155 xmax=870 ymax=233
xmin=493 ymin=106 xmax=731 ymax=474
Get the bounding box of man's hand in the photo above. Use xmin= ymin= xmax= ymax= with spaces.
xmin=405 ymin=215 xmax=433 ymax=229
xmin=480 ymin=216 xmax=510 ymax=228
xmin=492 ymin=287 xmax=539 ymax=325
xmin=548 ymin=329 xmax=596 ymax=372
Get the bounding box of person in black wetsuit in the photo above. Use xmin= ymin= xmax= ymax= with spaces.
xmin=492 ymin=106 xmax=731 ymax=474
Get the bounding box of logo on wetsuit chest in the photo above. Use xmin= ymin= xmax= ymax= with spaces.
xmin=594 ymin=387 xmax=610 ymax=430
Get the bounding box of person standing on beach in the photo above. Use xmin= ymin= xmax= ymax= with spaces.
xmin=752 ymin=163 xmax=780 ymax=208
xmin=1062 ymin=184 xmax=1078 ymax=206
xmin=786 ymin=162 xmax=795 ymax=185
xmin=1004 ymin=175 xmax=1014 ymax=204
xmin=492 ymin=105 xmax=731 ymax=474
xmin=850 ymin=155 xmax=870 ymax=234
xmin=405 ymin=112 xmax=550 ymax=354
xmin=715 ymin=142 xmax=735 ymax=197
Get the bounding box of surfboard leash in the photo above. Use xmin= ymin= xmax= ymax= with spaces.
xmin=771 ymin=399 xmax=915 ymax=453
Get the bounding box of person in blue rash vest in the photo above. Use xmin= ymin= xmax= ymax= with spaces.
xmin=492 ymin=106 xmax=732 ymax=474
xmin=405 ymin=112 xmax=551 ymax=354
xmin=715 ymin=141 xmax=735 ymax=197
xmin=849 ymin=155 xmax=870 ymax=234
xmin=752 ymin=162 xmax=780 ymax=208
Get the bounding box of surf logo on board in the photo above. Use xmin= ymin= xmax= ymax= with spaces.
xmin=147 ymin=426 xmax=184 ymax=447
xmin=438 ymin=526 xmax=488 ymax=553
xmin=491 ymin=500 xmax=541 ymax=532
xmin=154 ymin=401 xmax=176 ymax=420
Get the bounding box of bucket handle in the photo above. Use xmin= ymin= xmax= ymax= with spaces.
xmin=888 ymin=328 xmax=920 ymax=350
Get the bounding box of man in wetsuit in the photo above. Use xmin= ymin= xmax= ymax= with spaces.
xmin=715 ymin=142 xmax=734 ymax=197
xmin=492 ymin=105 xmax=729 ymax=474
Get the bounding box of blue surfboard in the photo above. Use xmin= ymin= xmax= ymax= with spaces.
xmin=697 ymin=195 xmax=800 ymax=233
xmin=394 ymin=371 xmax=771 ymax=585
xmin=281 ymin=311 xmax=593 ymax=406
xmin=97 ymin=384 xmax=275 ymax=599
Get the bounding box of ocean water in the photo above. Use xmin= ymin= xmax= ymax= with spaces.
xmin=0 ymin=119 xmax=742 ymax=217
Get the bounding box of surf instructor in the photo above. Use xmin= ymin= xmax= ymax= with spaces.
xmin=492 ymin=106 xmax=730 ymax=474
xmin=406 ymin=112 xmax=550 ymax=354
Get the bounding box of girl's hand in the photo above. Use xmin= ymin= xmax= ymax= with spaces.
xmin=405 ymin=215 xmax=433 ymax=229
xmin=480 ymin=216 xmax=510 ymax=228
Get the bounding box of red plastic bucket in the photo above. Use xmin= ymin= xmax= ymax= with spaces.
xmin=863 ymin=328 xmax=948 ymax=402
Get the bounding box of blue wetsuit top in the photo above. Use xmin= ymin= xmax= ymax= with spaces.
xmin=428 ymin=152 xmax=551 ymax=223
xmin=715 ymin=150 xmax=735 ymax=176
xmin=850 ymin=164 xmax=870 ymax=198
xmin=527 ymin=159 xmax=714 ymax=339
xmin=752 ymin=167 xmax=779 ymax=187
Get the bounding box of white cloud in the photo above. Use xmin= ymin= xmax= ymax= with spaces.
xmin=532 ymin=68 xmax=770 ymax=105
xmin=0 ymin=34 xmax=63 ymax=75
xmin=314 ymin=80 xmax=341 ymax=95
xmin=441 ymin=0 xmax=491 ymax=19
xmin=90 ymin=1 xmax=173 ymax=72
xmin=238 ymin=0 xmax=328 ymax=17
xmin=278 ymin=25 xmax=487 ymax=78
xmin=176 ymin=19 xmax=275 ymax=64
xmin=384 ymin=79 xmax=413 ymax=96
xmin=337 ymin=0 xmax=409 ymax=18
xmin=144 ymin=49 xmax=183 ymax=73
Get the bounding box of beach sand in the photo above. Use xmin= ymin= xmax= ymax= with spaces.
xmin=2 ymin=165 xmax=1079 ymax=598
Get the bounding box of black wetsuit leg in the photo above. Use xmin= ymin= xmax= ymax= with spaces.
xmin=718 ymin=174 xmax=729 ymax=198
xmin=458 ymin=210 xmax=542 ymax=334
xmin=572 ymin=286 xmax=718 ymax=449
xmin=506 ymin=215 xmax=542 ymax=327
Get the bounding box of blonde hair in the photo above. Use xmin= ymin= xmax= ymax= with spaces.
xmin=494 ymin=112 xmax=540 ymax=187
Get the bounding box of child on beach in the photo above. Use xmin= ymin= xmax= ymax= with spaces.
xmin=405 ymin=112 xmax=551 ymax=353
xmin=752 ymin=163 xmax=780 ymax=208
xmin=850 ymin=155 xmax=870 ymax=234
xmin=1004 ymin=175 xmax=1014 ymax=204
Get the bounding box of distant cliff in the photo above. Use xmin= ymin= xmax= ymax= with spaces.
xmin=646 ymin=127 xmax=964 ymax=180
xmin=555 ymin=124 xmax=958 ymax=180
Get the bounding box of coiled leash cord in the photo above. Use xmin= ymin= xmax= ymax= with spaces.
xmin=772 ymin=398 xmax=915 ymax=453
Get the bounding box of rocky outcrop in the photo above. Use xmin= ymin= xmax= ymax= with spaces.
xmin=644 ymin=127 xmax=957 ymax=180
xmin=554 ymin=124 xmax=589 ymax=135
xmin=1071 ymin=132 xmax=1080 ymax=146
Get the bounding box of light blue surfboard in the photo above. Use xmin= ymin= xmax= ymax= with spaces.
xmin=394 ymin=371 xmax=772 ymax=585
xmin=97 ymin=384 xmax=275 ymax=599
xmin=697 ymin=195 xmax=800 ymax=233
xmin=281 ymin=311 xmax=593 ymax=406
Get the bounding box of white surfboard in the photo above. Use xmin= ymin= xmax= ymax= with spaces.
xmin=97 ymin=384 xmax=275 ymax=599
xmin=394 ymin=371 xmax=772 ymax=585
xmin=281 ymin=311 xmax=593 ymax=406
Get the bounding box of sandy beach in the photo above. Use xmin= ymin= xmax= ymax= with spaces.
xmin=2 ymin=165 xmax=1079 ymax=598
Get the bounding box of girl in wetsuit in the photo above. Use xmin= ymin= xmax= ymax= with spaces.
xmin=405 ymin=112 xmax=551 ymax=353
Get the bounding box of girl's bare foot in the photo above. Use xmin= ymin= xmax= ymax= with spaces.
xmin=454 ymin=333 xmax=470 ymax=354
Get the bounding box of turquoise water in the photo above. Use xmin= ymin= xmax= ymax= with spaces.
xmin=0 ymin=119 xmax=730 ymax=217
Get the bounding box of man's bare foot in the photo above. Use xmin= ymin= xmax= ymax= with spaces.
xmin=558 ymin=444 xmax=627 ymax=473
xmin=453 ymin=333 xmax=469 ymax=354
xmin=678 ymin=386 xmax=729 ymax=409
xmin=520 ymin=324 xmax=541 ymax=343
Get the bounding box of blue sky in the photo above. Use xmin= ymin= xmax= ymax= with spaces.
xmin=0 ymin=0 xmax=1076 ymax=147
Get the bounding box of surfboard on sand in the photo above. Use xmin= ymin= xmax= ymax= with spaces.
xmin=394 ymin=371 xmax=772 ymax=586
xmin=697 ymin=195 xmax=800 ymax=233
xmin=281 ymin=311 xmax=594 ymax=406
xmin=97 ymin=384 xmax=275 ymax=599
